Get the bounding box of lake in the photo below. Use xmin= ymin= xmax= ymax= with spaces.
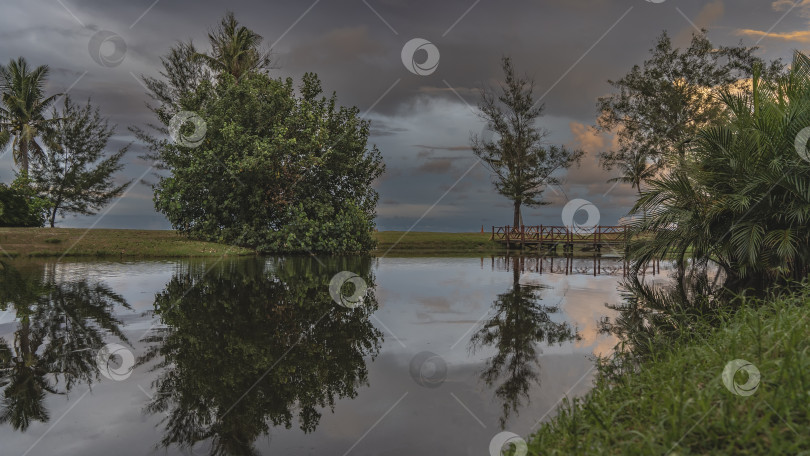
xmin=0 ymin=255 xmax=672 ymax=455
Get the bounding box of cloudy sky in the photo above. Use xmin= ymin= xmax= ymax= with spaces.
xmin=1 ymin=0 xmax=809 ymax=231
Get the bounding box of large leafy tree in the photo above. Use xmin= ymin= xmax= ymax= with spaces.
xmin=32 ymin=96 xmax=130 ymax=227
xmin=135 ymin=15 xmax=383 ymax=254
xmin=596 ymin=31 xmax=782 ymax=180
xmin=0 ymin=58 xmax=60 ymax=175
xmin=472 ymin=57 xmax=583 ymax=227
xmin=630 ymin=51 xmax=810 ymax=287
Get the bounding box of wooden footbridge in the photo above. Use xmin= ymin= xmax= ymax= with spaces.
xmin=491 ymin=225 xmax=628 ymax=253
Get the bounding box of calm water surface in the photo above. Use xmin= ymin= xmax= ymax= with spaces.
xmin=0 ymin=256 xmax=673 ymax=455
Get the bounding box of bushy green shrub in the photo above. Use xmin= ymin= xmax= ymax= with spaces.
xmin=0 ymin=176 xmax=47 ymax=227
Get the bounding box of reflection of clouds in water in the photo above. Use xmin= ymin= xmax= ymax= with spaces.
xmin=0 ymin=256 xmax=641 ymax=454
xmin=45 ymin=262 xmax=178 ymax=314
xmin=563 ymin=288 xmax=621 ymax=357
xmin=378 ymin=257 xmax=635 ymax=361
xmin=563 ymin=275 xmax=621 ymax=356
xmin=308 ymin=352 xmax=595 ymax=449
xmin=414 ymin=289 xmax=488 ymax=321
xmin=416 ymin=296 xmax=456 ymax=313
xmin=515 ymin=269 xmax=623 ymax=357
xmin=374 ymin=258 xmax=495 ymax=356
xmin=372 ymin=285 xmax=396 ymax=310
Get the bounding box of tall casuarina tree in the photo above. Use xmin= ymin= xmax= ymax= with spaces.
xmin=472 ymin=57 xmax=582 ymax=227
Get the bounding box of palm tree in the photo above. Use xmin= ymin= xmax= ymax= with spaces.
xmin=0 ymin=57 xmax=60 ymax=174
xmin=194 ymin=12 xmax=272 ymax=81
xmin=610 ymin=151 xmax=659 ymax=224
xmin=629 ymin=51 xmax=810 ymax=286
xmin=608 ymin=151 xmax=658 ymax=196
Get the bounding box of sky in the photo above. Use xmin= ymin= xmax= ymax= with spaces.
xmin=1 ymin=0 xmax=809 ymax=231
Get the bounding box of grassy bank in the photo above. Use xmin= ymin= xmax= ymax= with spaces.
xmin=372 ymin=231 xmax=501 ymax=255
xmin=527 ymin=286 xmax=810 ymax=455
xmin=0 ymin=228 xmax=253 ymax=258
xmin=0 ymin=228 xmax=503 ymax=258
xmin=0 ymin=228 xmax=625 ymax=258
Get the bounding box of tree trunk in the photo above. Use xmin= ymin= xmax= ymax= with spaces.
xmin=49 ymin=197 xmax=62 ymax=228
xmin=20 ymin=139 xmax=29 ymax=175
xmin=637 ymin=186 xmax=645 ymax=224
xmin=513 ymin=200 xmax=521 ymax=228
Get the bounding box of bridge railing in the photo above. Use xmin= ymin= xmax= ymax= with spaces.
xmin=491 ymin=225 xmax=628 ymax=245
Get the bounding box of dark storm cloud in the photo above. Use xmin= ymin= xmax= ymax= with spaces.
xmin=4 ymin=0 xmax=805 ymax=119
xmin=416 ymin=158 xmax=455 ymax=174
xmin=415 ymin=145 xmax=469 ymax=153
xmin=1 ymin=0 xmax=808 ymax=229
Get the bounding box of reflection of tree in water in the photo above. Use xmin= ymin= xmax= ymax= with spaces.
xmin=599 ymin=267 xmax=730 ymax=377
xmin=0 ymin=261 xmax=130 ymax=431
xmin=470 ymin=256 xmax=579 ymax=428
xmin=138 ymin=257 xmax=383 ymax=456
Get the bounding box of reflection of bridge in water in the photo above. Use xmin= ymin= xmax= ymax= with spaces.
xmin=485 ymin=255 xmax=666 ymax=277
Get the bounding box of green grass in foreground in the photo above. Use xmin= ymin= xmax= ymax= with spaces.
xmin=528 ymin=286 xmax=810 ymax=455
xmin=0 ymin=228 xmax=253 ymax=258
